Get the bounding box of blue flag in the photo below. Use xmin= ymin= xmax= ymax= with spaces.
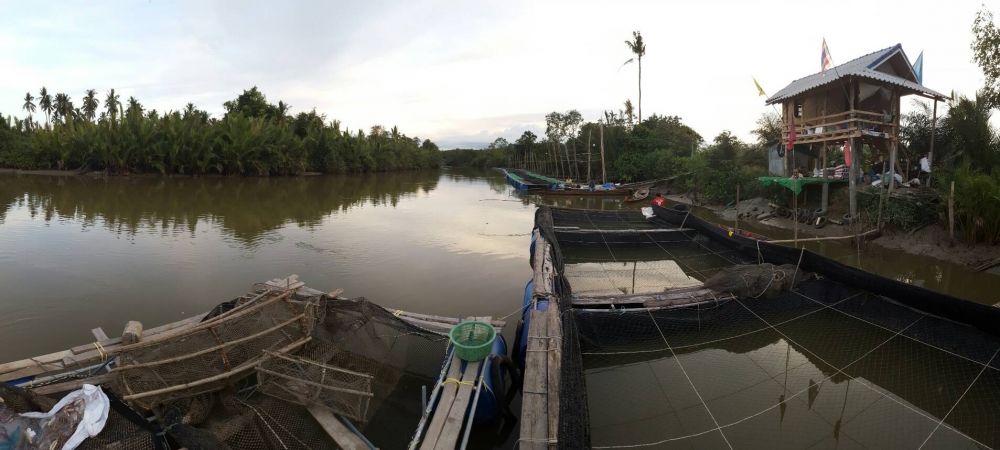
xmin=913 ymin=51 xmax=923 ymax=85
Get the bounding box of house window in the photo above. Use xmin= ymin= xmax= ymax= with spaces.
xmin=795 ymin=102 xmax=803 ymax=118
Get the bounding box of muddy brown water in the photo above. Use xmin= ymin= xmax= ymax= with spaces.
xmin=2 ymin=168 xmax=1000 ymax=448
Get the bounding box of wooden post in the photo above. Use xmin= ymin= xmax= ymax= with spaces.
xmin=793 ymin=187 xmax=798 ymax=245
xmin=783 ymin=102 xmax=790 ymax=176
xmin=888 ymin=90 xmax=898 ymax=193
xmin=848 ymin=80 xmax=858 ymax=220
xmin=599 ymin=123 xmax=606 ymax=184
xmin=122 ymin=321 xmax=144 ymax=345
xmin=586 ymin=129 xmax=592 ymax=184
xmin=949 ymin=181 xmax=955 ymax=243
xmin=927 ymin=99 xmax=938 ymax=188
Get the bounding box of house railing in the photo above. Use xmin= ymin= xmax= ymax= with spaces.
xmin=781 ymin=109 xmax=896 ymax=145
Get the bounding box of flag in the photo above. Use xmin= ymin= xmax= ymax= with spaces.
xmin=913 ymin=51 xmax=923 ymax=85
xmin=753 ymin=78 xmax=766 ymax=97
xmin=786 ymin=115 xmax=797 ymax=151
xmin=821 ymin=38 xmax=833 ymax=73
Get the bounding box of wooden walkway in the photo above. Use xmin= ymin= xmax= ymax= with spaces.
xmin=416 ymin=317 xmax=494 ymax=450
xmin=519 ymin=230 xmax=562 ymax=449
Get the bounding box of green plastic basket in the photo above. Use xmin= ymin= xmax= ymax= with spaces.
xmin=449 ymin=321 xmax=496 ymax=362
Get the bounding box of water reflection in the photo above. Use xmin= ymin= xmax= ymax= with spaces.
xmin=0 ymin=169 xmax=534 ymax=365
xmin=0 ymin=172 xmax=439 ymax=246
xmin=579 ymin=284 xmax=1000 ymax=448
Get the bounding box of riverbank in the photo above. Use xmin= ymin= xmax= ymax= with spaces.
xmin=665 ymin=192 xmax=1000 ymax=272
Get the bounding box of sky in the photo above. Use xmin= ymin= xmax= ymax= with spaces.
xmin=0 ymin=0 xmax=993 ymax=148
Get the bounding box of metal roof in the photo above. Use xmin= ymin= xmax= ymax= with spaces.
xmin=765 ymin=44 xmax=948 ymax=104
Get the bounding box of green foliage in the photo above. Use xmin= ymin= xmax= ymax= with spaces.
xmin=948 ymin=165 xmax=1000 ymax=244
xmin=973 ymin=6 xmax=1000 ymax=107
xmin=0 ymin=88 xmax=440 ymax=175
xmin=440 ymin=148 xmax=508 ymax=168
xmin=859 ymin=188 xmax=941 ymax=231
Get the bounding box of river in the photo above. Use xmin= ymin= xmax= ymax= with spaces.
xmin=2 ymin=168 xmax=999 ymax=448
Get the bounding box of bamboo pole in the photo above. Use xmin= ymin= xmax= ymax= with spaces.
xmin=599 ymin=123 xmax=606 ymax=184
xmin=949 ymin=181 xmax=955 ymax=243
xmin=792 ymin=187 xmax=798 ymax=245
xmin=586 ymin=129 xmax=592 ymax=184
xmin=927 ymin=99 xmax=938 ymax=188
xmin=767 ymin=229 xmax=879 ymax=244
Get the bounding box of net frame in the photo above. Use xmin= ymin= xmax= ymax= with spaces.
xmin=255 ymin=350 xmax=374 ymax=422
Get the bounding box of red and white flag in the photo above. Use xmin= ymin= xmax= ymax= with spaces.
xmin=821 ymin=38 xmax=834 ymax=73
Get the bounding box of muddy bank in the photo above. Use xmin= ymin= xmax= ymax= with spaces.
xmin=0 ymin=168 xmax=90 ymax=176
xmin=665 ymin=193 xmax=1000 ymax=272
xmin=872 ymin=225 xmax=1000 ymax=269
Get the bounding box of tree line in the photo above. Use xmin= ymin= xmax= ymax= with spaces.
xmin=1 ymin=87 xmax=441 ymax=175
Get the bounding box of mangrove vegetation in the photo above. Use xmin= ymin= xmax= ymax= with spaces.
xmin=1 ymin=87 xmax=441 ymax=175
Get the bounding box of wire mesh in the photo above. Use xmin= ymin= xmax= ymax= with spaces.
xmin=115 ymin=289 xmax=320 ymax=409
xmin=256 ymin=350 xmax=374 ymax=422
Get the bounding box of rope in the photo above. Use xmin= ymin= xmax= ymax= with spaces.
xmin=93 ymin=341 xmax=108 ymax=361
xmin=790 ymin=246 xmax=806 ymax=287
xmin=645 ymin=309 xmax=734 ymax=450
xmin=918 ymin=347 xmax=1000 ymax=449
xmin=443 ymin=377 xmax=476 ymax=387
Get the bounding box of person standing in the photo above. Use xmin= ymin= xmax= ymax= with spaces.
xmin=919 ymin=153 xmax=931 ymax=185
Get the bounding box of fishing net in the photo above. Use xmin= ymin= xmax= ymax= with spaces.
xmin=156 ymin=297 xmax=448 ymax=450
xmin=536 ymin=205 xmax=1000 ymax=448
xmin=114 ymin=289 xmax=320 ymax=409
xmin=702 ymin=263 xmax=813 ymax=299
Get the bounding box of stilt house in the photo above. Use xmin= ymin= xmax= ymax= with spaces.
xmin=765 ymin=44 xmax=947 ymax=217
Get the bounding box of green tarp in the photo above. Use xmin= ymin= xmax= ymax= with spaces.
xmin=757 ymin=176 xmax=845 ymax=195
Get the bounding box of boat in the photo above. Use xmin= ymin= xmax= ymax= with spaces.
xmin=623 ymin=188 xmax=650 ymax=203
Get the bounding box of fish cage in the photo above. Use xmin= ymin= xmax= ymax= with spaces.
xmin=530 ymin=205 xmax=1000 ymax=449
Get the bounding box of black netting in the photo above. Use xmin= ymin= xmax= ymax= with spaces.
xmin=537 ymin=205 xmax=1000 ymax=449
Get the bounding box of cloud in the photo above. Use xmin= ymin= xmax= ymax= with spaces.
xmin=0 ymin=0 xmax=991 ymax=145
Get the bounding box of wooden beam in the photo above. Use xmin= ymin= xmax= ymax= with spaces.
xmin=308 ymin=405 xmax=369 ymax=450
xmin=520 ymin=309 xmax=550 ymax=450
xmin=436 ymin=360 xmax=482 ymax=449
xmin=420 ymin=355 xmax=463 ymax=449
xmin=545 ymin=309 xmax=561 ymax=450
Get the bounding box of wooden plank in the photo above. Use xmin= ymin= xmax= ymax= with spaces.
xmin=420 ymin=354 xmax=463 ymax=450
xmin=546 ymin=309 xmax=561 ymax=449
xmin=91 ymin=328 xmax=110 ymax=342
xmin=308 ymin=405 xmax=369 ymax=450
xmin=436 ymin=360 xmax=482 ymax=449
xmin=520 ymin=309 xmax=549 ymax=450
xmin=31 ymin=373 xmax=115 ymax=395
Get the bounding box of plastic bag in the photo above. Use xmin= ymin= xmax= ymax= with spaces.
xmin=18 ymin=384 xmax=109 ymax=450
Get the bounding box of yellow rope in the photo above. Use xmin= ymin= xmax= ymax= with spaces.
xmin=93 ymin=341 xmax=108 ymax=361
xmin=443 ymin=377 xmax=476 ymax=387
xmin=393 ymin=309 xmax=403 ymax=317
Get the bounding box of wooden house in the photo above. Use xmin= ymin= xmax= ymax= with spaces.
xmin=766 ymin=44 xmax=947 ymax=218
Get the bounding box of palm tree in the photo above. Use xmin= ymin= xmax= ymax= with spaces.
xmin=126 ymin=96 xmax=143 ymax=117
xmin=22 ymin=92 xmax=36 ymax=126
xmin=623 ymin=31 xmax=646 ymax=123
xmin=105 ymin=89 xmax=120 ymax=123
xmin=39 ymin=87 xmax=53 ymax=126
xmin=82 ymin=89 xmax=100 ymax=121
xmin=53 ymin=93 xmax=72 ymax=122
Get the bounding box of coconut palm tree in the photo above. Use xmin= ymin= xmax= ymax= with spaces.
xmin=126 ymin=96 xmax=143 ymax=117
xmin=22 ymin=92 xmax=36 ymax=127
xmin=105 ymin=89 xmax=120 ymax=123
xmin=39 ymin=87 xmax=53 ymax=126
xmin=53 ymin=93 xmax=72 ymax=122
xmin=623 ymin=31 xmax=646 ymax=123
xmin=82 ymin=89 xmax=100 ymax=121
